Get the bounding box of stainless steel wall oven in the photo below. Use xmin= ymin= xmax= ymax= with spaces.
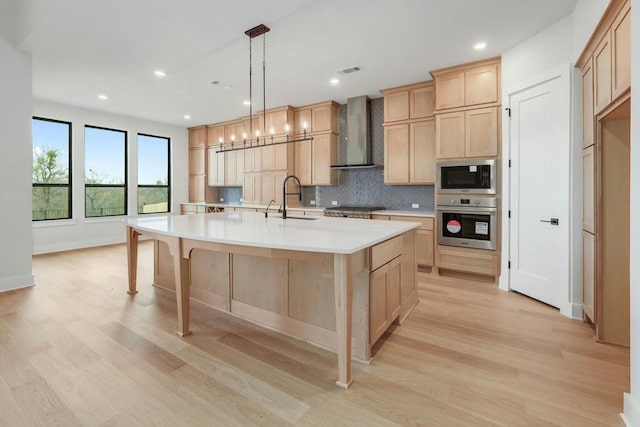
xmin=436 ymin=196 xmax=497 ymax=250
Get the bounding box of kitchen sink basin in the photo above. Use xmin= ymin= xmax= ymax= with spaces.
xmin=271 ymin=215 xmax=318 ymax=220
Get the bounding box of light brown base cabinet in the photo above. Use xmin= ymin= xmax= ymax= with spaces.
xmin=153 ymin=230 xmax=417 ymax=361
xmin=371 ymin=215 xmax=434 ymax=268
xmin=436 ymin=245 xmax=499 ymax=279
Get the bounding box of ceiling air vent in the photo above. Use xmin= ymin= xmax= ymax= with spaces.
xmin=336 ymin=66 xmax=361 ymax=75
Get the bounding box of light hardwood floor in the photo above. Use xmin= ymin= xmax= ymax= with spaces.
xmin=0 ymin=241 xmax=629 ymax=426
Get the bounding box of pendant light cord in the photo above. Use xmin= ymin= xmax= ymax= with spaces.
xmin=248 ymin=36 xmax=253 ymax=136
xmin=263 ymin=32 xmax=266 ymax=135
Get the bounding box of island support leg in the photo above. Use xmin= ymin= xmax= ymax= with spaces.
xmin=334 ymin=253 xmax=353 ymax=389
xmin=169 ymin=238 xmax=191 ymax=337
xmin=126 ymin=226 xmax=139 ymax=295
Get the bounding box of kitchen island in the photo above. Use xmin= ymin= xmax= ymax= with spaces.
xmin=125 ymin=212 xmax=419 ymax=388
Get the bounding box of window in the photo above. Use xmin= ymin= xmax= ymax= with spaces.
xmin=84 ymin=126 xmax=127 ymax=217
xmin=137 ymin=134 xmax=170 ymax=214
xmin=32 ymin=117 xmax=72 ymax=221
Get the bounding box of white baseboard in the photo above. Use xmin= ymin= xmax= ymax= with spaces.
xmin=0 ymin=274 xmax=35 ymax=292
xmin=33 ymin=236 xmax=125 ymax=255
xmin=622 ymin=393 xmax=640 ymax=427
xmin=560 ymin=302 xmax=583 ymax=319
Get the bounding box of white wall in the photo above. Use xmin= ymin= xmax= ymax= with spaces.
xmin=500 ymin=16 xmax=583 ymax=318
xmin=32 ymin=99 xmax=189 ymax=254
xmin=622 ymin=2 xmax=640 ymax=425
xmin=0 ymin=35 xmax=34 ymax=291
xmin=572 ymin=0 xmax=610 ymax=62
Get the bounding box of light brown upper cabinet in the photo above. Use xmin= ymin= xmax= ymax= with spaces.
xmin=582 ymin=61 xmax=594 ymax=149
xmin=381 ymin=82 xmax=434 ymax=123
xmin=592 ymin=0 xmax=630 ymax=115
xmin=294 ymin=101 xmax=339 ymax=134
xmin=293 ymin=102 xmax=339 ymax=186
xmin=611 ymin=1 xmax=630 ymax=100
xmin=594 ymin=33 xmax=612 ymax=114
xmin=431 ymin=58 xmax=501 ymax=112
xmin=384 ymin=120 xmax=435 ymax=185
xmin=435 ymin=107 xmax=498 ymax=159
xmin=188 ymin=126 xmax=206 ymax=148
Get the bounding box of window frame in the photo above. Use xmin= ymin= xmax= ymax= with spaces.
xmin=137 ymin=132 xmax=171 ymax=215
xmin=32 ymin=116 xmax=73 ymax=222
xmin=84 ymin=124 xmax=128 ymax=218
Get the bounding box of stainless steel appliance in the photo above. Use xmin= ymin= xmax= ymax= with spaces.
xmin=436 ymin=196 xmax=497 ymax=250
xmin=324 ymin=206 xmax=384 ymax=219
xmin=437 ymin=159 xmax=496 ymax=194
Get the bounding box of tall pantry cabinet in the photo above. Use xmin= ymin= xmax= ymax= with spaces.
xmin=577 ymin=0 xmax=630 ymax=346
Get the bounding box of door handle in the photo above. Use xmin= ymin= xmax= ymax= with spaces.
xmin=540 ymin=218 xmax=559 ymax=225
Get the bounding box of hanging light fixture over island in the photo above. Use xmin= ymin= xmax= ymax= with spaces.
xmin=216 ymin=24 xmax=313 ymax=153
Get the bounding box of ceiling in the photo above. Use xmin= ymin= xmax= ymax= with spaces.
xmin=5 ymin=0 xmax=578 ymax=127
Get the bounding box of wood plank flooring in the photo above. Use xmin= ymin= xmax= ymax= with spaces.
xmin=0 ymin=241 xmax=629 ymax=426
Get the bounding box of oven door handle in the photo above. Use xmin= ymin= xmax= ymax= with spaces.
xmin=436 ymin=207 xmax=497 ymax=214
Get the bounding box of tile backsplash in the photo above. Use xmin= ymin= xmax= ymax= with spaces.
xmin=216 ymin=97 xmax=435 ymax=211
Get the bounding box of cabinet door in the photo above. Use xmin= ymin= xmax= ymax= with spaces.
xmin=369 ymin=266 xmax=388 ymax=344
xmin=188 ymin=127 xmax=206 ymax=148
xmin=235 ymin=150 xmax=244 ymax=186
xmin=225 ymin=151 xmax=237 ymax=186
xmin=410 ymin=120 xmax=436 ymax=183
xmin=273 ymin=171 xmax=287 ymax=206
xmin=410 ymin=85 xmax=435 ymax=119
xmin=312 ymin=133 xmax=337 ymax=185
xmin=188 ymin=175 xmax=205 ymax=202
xmin=273 ymin=143 xmax=290 ymax=171
xmin=266 ymin=109 xmax=288 ymax=135
xmin=435 ymin=112 xmax=465 ymax=159
xmin=244 ymin=146 xmax=254 ymax=172
xmin=387 ymin=257 xmax=402 ymax=321
xmin=311 ymin=104 xmax=333 ymax=133
xmin=435 ymin=71 xmax=464 ymax=110
xmin=243 ymin=173 xmax=260 ymax=203
xmin=464 ymin=64 xmax=499 ymax=106
xmin=384 ymin=90 xmax=410 ymax=122
xmin=207 ymin=148 xmax=218 ymax=186
xmin=582 ymin=61 xmax=595 ymax=149
xmin=583 ymin=231 xmax=596 ymax=322
xmin=189 ymin=147 xmax=205 ymax=175
xmin=295 ymin=108 xmax=311 ymax=135
xmin=594 ymin=33 xmax=612 ymax=114
xmin=384 ymin=124 xmax=409 ymax=184
xmin=611 ymin=2 xmax=630 ymax=99
xmin=207 ymin=125 xmax=225 ymax=147
xmin=260 ymin=173 xmax=275 ymax=205
xmin=260 ymin=145 xmax=275 ymax=170
xmin=416 ymin=229 xmax=434 ymax=267
xmin=583 ymin=145 xmax=596 ymax=233
xmin=295 ymin=140 xmax=313 ymax=185
xmin=465 ymin=107 xmax=498 ymax=157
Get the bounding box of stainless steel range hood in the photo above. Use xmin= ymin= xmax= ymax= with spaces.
xmin=331 ymin=95 xmax=378 ymax=169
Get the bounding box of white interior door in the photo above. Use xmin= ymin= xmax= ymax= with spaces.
xmin=508 ymin=74 xmax=570 ymax=308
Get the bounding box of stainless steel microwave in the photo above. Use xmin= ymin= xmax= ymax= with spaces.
xmin=437 ymin=159 xmax=496 ymax=194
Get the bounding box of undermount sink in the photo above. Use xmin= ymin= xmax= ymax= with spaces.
xmin=271 ymin=215 xmax=318 ymax=220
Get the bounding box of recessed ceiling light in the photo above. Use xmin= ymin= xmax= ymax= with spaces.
xmin=243 ymin=100 xmax=251 ymax=106
xmin=154 ymin=70 xmax=166 ymax=78
xmin=184 ymin=114 xmax=191 ymax=120
xmin=473 ymin=41 xmax=487 ymax=51
xmin=97 ymin=94 xmax=108 ymax=100
xmin=330 ymin=78 xmax=340 ymax=85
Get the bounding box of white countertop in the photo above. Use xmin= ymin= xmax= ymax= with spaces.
xmin=125 ymin=212 xmax=419 ymax=255
xmin=180 ymin=202 xmax=433 ymax=217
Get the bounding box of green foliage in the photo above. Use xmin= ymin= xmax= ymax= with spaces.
xmin=32 ymin=147 xmax=69 ymax=220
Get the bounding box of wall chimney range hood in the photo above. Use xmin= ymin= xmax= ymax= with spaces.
xmin=331 ymin=95 xmax=379 ymax=169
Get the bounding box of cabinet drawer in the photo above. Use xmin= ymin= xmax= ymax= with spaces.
xmin=388 ymin=215 xmax=433 ymax=230
xmin=437 ymin=246 xmax=498 ymax=276
xmin=371 ymin=236 xmax=403 ymax=271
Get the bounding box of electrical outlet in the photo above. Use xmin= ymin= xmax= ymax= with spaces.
xmin=220 ymin=198 xmax=224 ymax=202
xmin=310 ymin=200 xmax=316 ymax=205
xmin=412 ymin=203 xmax=419 ymax=209
xmin=332 ymin=201 xmax=338 ymax=206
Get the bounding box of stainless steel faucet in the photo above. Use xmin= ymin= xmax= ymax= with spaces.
xmin=282 ymin=175 xmax=302 ymax=219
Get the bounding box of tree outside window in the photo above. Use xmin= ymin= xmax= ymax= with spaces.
xmin=32 ymin=117 xmax=72 ymax=221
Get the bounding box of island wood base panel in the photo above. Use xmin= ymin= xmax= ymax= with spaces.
xmin=153 ymin=237 xmax=418 ymax=363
